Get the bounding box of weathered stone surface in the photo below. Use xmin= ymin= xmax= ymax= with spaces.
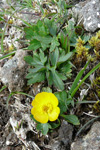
xmin=58 ymin=120 xmax=73 ymax=146
xmin=72 ymin=0 xmax=100 ymax=32
xmin=49 ymin=120 xmax=73 ymax=150
xmin=71 ymin=121 xmax=100 ymax=150
xmin=0 ymin=50 xmax=28 ymax=92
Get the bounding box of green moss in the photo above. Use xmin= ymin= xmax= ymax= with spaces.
xmin=89 ymin=31 xmax=100 ymax=51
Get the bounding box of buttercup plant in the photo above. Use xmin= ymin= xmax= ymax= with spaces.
xmin=30 ymin=60 xmax=100 ymax=135
xmin=31 ymin=92 xmax=60 ymax=123
xmin=24 ymin=18 xmax=76 ymax=90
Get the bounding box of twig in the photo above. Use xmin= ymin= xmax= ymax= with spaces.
xmin=83 ymin=112 xmax=98 ymax=118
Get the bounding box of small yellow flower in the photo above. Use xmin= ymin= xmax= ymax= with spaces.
xmin=31 ymin=92 xmax=60 ymax=123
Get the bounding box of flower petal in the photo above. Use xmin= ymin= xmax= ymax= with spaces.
xmin=48 ymin=107 xmax=60 ymax=121
xmin=31 ymin=92 xmax=60 ymax=123
xmin=32 ymin=92 xmax=50 ymax=107
xmin=49 ymin=93 xmax=58 ymax=107
xmin=31 ymin=107 xmax=48 ymax=123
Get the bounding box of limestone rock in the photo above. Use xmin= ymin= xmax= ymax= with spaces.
xmin=50 ymin=120 xmax=73 ymax=150
xmin=0 ymin=50 xmax=28 ymax=92
xmin=71 ymin=121 xmax=100 ymax=150
xmin=72 ymin=0 xmax=100 ymax=32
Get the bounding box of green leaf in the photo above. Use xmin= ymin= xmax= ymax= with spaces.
xmin=29 ymin=67 xmax=46 ymax=73
xmin=0 ymin=51 xmax=15 ymax=60
xmin=71 ymin=62 xmax=100 ymax=98
xmin=57 ymin=73 xmax=67 ymax=81
xmin=50 ymin=119 xmax=60 ymax=129
xmin=39 ymin=50 xmax=47 ymax=64
xmin=82 ymin=35 xmax=90 ymax=43
xmin=50 ymin=48 xmax=59 ymax=66
xmin=60 ymin=62 xmax=72 ymax=75
xmin=67 ymin=94 xmax=74 ymax=107
xmin=19 ymin=18 xmax=32 ymax=27
xmin=36 ymin=123 xmax=51 ymax=135
xmin=41 ymin=42 xmax=50 ymax=51
xmin=50 ymin=37 xmax=60 ymax=52
xmin=66 ymin=21 xmax=75 ymax=37
xmin=61 ymin=114 xmax=80 ymax=125
xmin=60 ymin=32 xmax=68 ymax=51
xmin=55 ymin=91 xmax=67 ymax=102
xmin=58 ymin=52 xmax=73 ymax=64
xmin=69 ymin=60 xmax=90 ymax=95
xmin=24 ymin=56 xmax=33 ymax=65
xmin=37 ymin=20 xmax=49 ymax=36
xmin=85 ymin=45 xmax=91 ymax=49
xmin=33 ymin=35 xmax=52 ymax=44
xmin=30 ymin=55 xmax=44 ymax=67
xmin=28 ymin=40 xmax=41 ymax=50
xmin=55 ymin=91 xmax=67 ymax=114
xmin=51 ymin=70 xmax=64 ymax=90
xmin=24 ymin=27 xmax=34 ymax=39
xmin=0 ymin=86 xmax=7 ymax=92
xmin=46 ymin=71 xmax=53 ymax=86
xmin=0 ymin=17 xmax=5 ymax=21
xmin=26 ymin=72 xmax=45 ymax=85
xmin=44 ymin=18 xmax=57 ymax=36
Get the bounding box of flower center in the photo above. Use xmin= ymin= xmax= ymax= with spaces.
xmin=43 ymin=103 xmax=53 ymax=113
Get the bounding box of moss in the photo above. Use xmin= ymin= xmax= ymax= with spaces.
xmin=74 ymin=31 xmax=100 ymax=66
xmin=75 ymin=37 xmax=89 ymax=65
xmin=89 ymin=31 xmax=100 ymax=52
xmin=93 ymin=77 xmax=100 ymax=86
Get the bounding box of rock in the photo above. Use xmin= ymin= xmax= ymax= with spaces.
xmin=72 ymin=0 xmax=100 ymax=32
xmin=0 ymin=50 xmax=28 ymax=92
xmin=71 ymin=121 xmax=100 ymax=150
xmin=49 ymin=120 xmax=73 ymax=150
xmin=58 ymin=120 xmax=73 ymax=146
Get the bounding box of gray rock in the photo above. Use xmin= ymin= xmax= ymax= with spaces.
xmin=72 ymin=0 xmax=100 ymax=32
xmin=58 ymin=120 xmax=73 ymax=146
xmin=71 ymin=121 xmax=100 ymax=150
xmin=50 ymin=120 xmax=73 ymax=150
xmin=0 ymin=50 xmax=28 ymax=92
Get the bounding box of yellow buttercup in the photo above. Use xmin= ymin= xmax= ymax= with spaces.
xmin=31 ymin=92 xmax=60 ymax=123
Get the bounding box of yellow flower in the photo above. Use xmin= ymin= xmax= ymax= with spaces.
xmin=31 ymin=92 xmax=60 ymax=123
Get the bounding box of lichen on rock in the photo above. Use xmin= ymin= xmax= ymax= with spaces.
xmin=0 ymin=50 xmax=28 ymax=92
